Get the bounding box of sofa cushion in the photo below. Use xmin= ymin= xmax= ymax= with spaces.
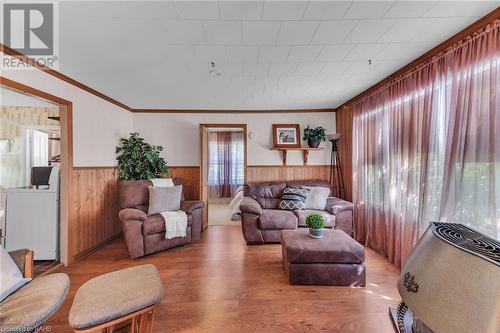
xmin=281 ymin=229 xmax=365 ymax=264
xmin=293 ymin=210 xmax=335 ymax=228
xmin=1 ymin=273 xmax=69 ymax=332
xmin=258 ymin=209 xmax=297 ymax=230
xmin=143 ymin=213 xmax=192 ymax=235
xmin=245 ymin=182 xmax=286 ymax=209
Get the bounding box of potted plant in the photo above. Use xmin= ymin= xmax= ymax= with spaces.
xmin=116 ymin=132 xmax=168 ymax=180
xmin=305 ymin=213 xmax=325 ymax=239
xmin=303 ymin=126 xmax=326 ymax=148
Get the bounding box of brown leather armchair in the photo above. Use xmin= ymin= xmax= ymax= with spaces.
xmin=118 ymin=179 xmax=204 ymax=259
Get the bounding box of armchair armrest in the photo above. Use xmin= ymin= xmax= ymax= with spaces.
xmin=119 ymin=208 xmax=147 ymax=222
xmin=8 ymin=249 xmax=34 ymax=279
xmin=326 ymin=197 xmax=353 ymax=215
xmin=240 ymin=197 xmax=262 ymax=216
xmin=181 ymin=200 xmax=204 ymax=214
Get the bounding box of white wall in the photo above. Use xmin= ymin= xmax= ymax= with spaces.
xmin=133 ymin=112 xmax=335 ymax=166
xmin=1 ymin=54 xmax=133 ymax=166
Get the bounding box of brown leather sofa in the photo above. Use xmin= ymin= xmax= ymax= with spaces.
xmin=118 ymin=179 xmax=204 ymax=258
xmin=240 ymin=180 xmax=354 ymax=244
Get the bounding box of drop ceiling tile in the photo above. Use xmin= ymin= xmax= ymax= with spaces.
xmin=218 ymin=63 xmax=243 ymax=76
xmin=262 ymin=1 xmax=308 ymax=20
xmin=316 ymin=44 xmax=355 ymax=62
xmin=243 ymin=21 xmax=281 ymax=45
xmin=203 ymin=21 xmax=242 ymax=44
xmin=295 ymin=63 xmax=327 ymax=75
xmin=288 ymin=45 xmax=323 ymax=62
xmin=243 ymin=63 xmax=270 ymax=76
xmin=379 ymin=19 xmax=435 ymax=43
xmin=343 ymin=1 xmax=396 ymax=19
xmin=163 ymin=46 xmax=199 ymax=63
xmin=422 ymin=1 xmax=499 ymax=18
xmin=277 ymin=21 xmax=320 ymax=45
xmin=173 ymin=1 xmax=219 ymax=19
xmin=344 ymin=61 xmax=372 ymax=74
xmin=384 ymin=1 xmax=437 ymax=18
xmin=195 ymin=46 xmax=228 ymax=62
xmin=258 ymin=46 xmax=291 ymax=63
xmin=303 ymin=1 xmax=351 ymax=19
xmin=278 ymin=76 xmax=304 ymax=88
xmin=226 ymin=47 xmax=259 ymax=63
xmin=375 ymin=42 xmax=432 ymax=60
xmin=345 ymin=43 xmax=387 ymax=61
xmin=321 ymin=62 xmax=352 ymax=75
xmin=219 ymin=1 xmax=263 ymax=19
xmin=129 ymin=1 xmax=179 ymax=19
xmin=269 ymin=63 xmax=299 ymax=76
xmin=311 ymin=20 xmax=358 ymax=44
xmin=345 ymin=19 xmax=396 ymax=43
xmin=164 ymin=20 xmax=206 ymax=44
xmin=412 ymin=17 xmax=477 ymax=42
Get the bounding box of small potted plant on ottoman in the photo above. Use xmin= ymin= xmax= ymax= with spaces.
xmin=306 ymin=213 xmax=325 ymax=239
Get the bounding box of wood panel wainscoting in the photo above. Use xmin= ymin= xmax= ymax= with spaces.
xmin=168 ymin=166 xmax=200 ymax=201
xmin=71 ymin=167 xmax=121 ymax=260
xmin=246 ymin=165 xmax=332 ymax=183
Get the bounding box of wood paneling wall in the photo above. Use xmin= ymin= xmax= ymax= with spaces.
xmin=168 ymin=166 xmax=200 ymax=200
xmin=335 ymin=106 xmax=353 ymax=201
xmin=71 ymin=167 xmax=121 ymax=259
xmin=246 ymin=165 xmax=331 ymax=183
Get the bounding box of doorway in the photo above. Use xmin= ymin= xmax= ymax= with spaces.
xmin=1 ymin=78 xmax=73 ymax=273
xmin=199 ymin=124 xmax=247 ymax=229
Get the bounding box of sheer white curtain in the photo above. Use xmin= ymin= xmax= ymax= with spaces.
xmin=352 ymin=20 xmax=499 ymax=267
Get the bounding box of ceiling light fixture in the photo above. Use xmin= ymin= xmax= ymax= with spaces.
xmin=209 ymin=62 xmax=221 ymax=77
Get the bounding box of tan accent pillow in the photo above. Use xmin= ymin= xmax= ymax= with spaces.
xmin=147 ymin=185 xmax=182 ymax=216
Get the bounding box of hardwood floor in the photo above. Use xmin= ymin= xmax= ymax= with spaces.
xmin=47 ymin=226 xmax=401 ymax=332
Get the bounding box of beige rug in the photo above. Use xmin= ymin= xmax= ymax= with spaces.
xmin=208 ymin=203 xmax=241 ymax=226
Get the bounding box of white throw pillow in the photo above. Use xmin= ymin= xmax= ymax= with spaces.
xmin=150 ymin=178 xmax=174 ymax=187
xmin=303 ymin=186 xmax=330 ymax=210
xmin=0 ymin=247 xmax=31 ymax=302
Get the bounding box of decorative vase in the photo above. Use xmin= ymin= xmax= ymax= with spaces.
xmin=309 ymin=228 xmax=324 ymax=239
xmin=307 ymin=139 xmax=320 ymax=148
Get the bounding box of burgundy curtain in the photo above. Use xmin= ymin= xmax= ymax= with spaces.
xmin=352 ymin=20 xmax=500 ymax=267
xmin=208 ymin=131 xmax=244 ymax=199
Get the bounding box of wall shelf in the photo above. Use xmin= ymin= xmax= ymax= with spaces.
xmin=270 ymin=147 xmax=324 ymax=166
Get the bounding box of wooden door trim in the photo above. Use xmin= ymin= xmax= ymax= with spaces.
xmin=0 ymin=76 xmax=74 ymax=265
xmin=199 ymin=124 xmax=248 ymax=227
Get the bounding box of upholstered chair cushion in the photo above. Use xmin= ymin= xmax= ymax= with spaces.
xmin=1 ymin=273 xmax=69 ymax=331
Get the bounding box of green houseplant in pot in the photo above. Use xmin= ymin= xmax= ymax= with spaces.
xmin=116 ymin=132 xmax=168 ymax=180
xmin=306 ymin=213 xmax=326 ymax=239
xmin=303 ymin=126 xmax=326 ymax=148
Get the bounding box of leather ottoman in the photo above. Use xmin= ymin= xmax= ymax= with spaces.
xmin=281 ymin=229 xmax=366 ymax=286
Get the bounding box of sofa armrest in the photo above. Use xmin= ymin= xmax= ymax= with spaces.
xmin=326 ymin=197 xmax=353 ymax=215
xmin=119 ymin=208 xmax=147 ymax=222
xmin=9 ymin=249 xmax=34 ymax=279
xmin=181 ymin=200 xmax=204 ymax=214
xmin=240 ymin=197 xmax=262 ymax=216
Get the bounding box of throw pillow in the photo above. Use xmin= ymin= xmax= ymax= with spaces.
xmin=148 ymin=185 xmax=183 ymax=216
xmin=303 ymin=186 xmax=330 ymax=210
xmin=279 ymin=187 xmax=310 ymax=210
xmin=0 ymin=247 xmax=31 ymax=302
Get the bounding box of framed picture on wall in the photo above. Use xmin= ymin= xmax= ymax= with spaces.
xmin=272 ymin=124 xmax=301 ymax=148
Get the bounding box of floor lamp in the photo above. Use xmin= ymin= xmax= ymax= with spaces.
xmin=327 ymin=134 xmax=346 ymax=199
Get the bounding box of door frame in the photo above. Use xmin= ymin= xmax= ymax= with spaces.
xmin=199 ymin=123 xmax=247 ymax=229
xmin=1 ymin=76 xmax=74 ymax=265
